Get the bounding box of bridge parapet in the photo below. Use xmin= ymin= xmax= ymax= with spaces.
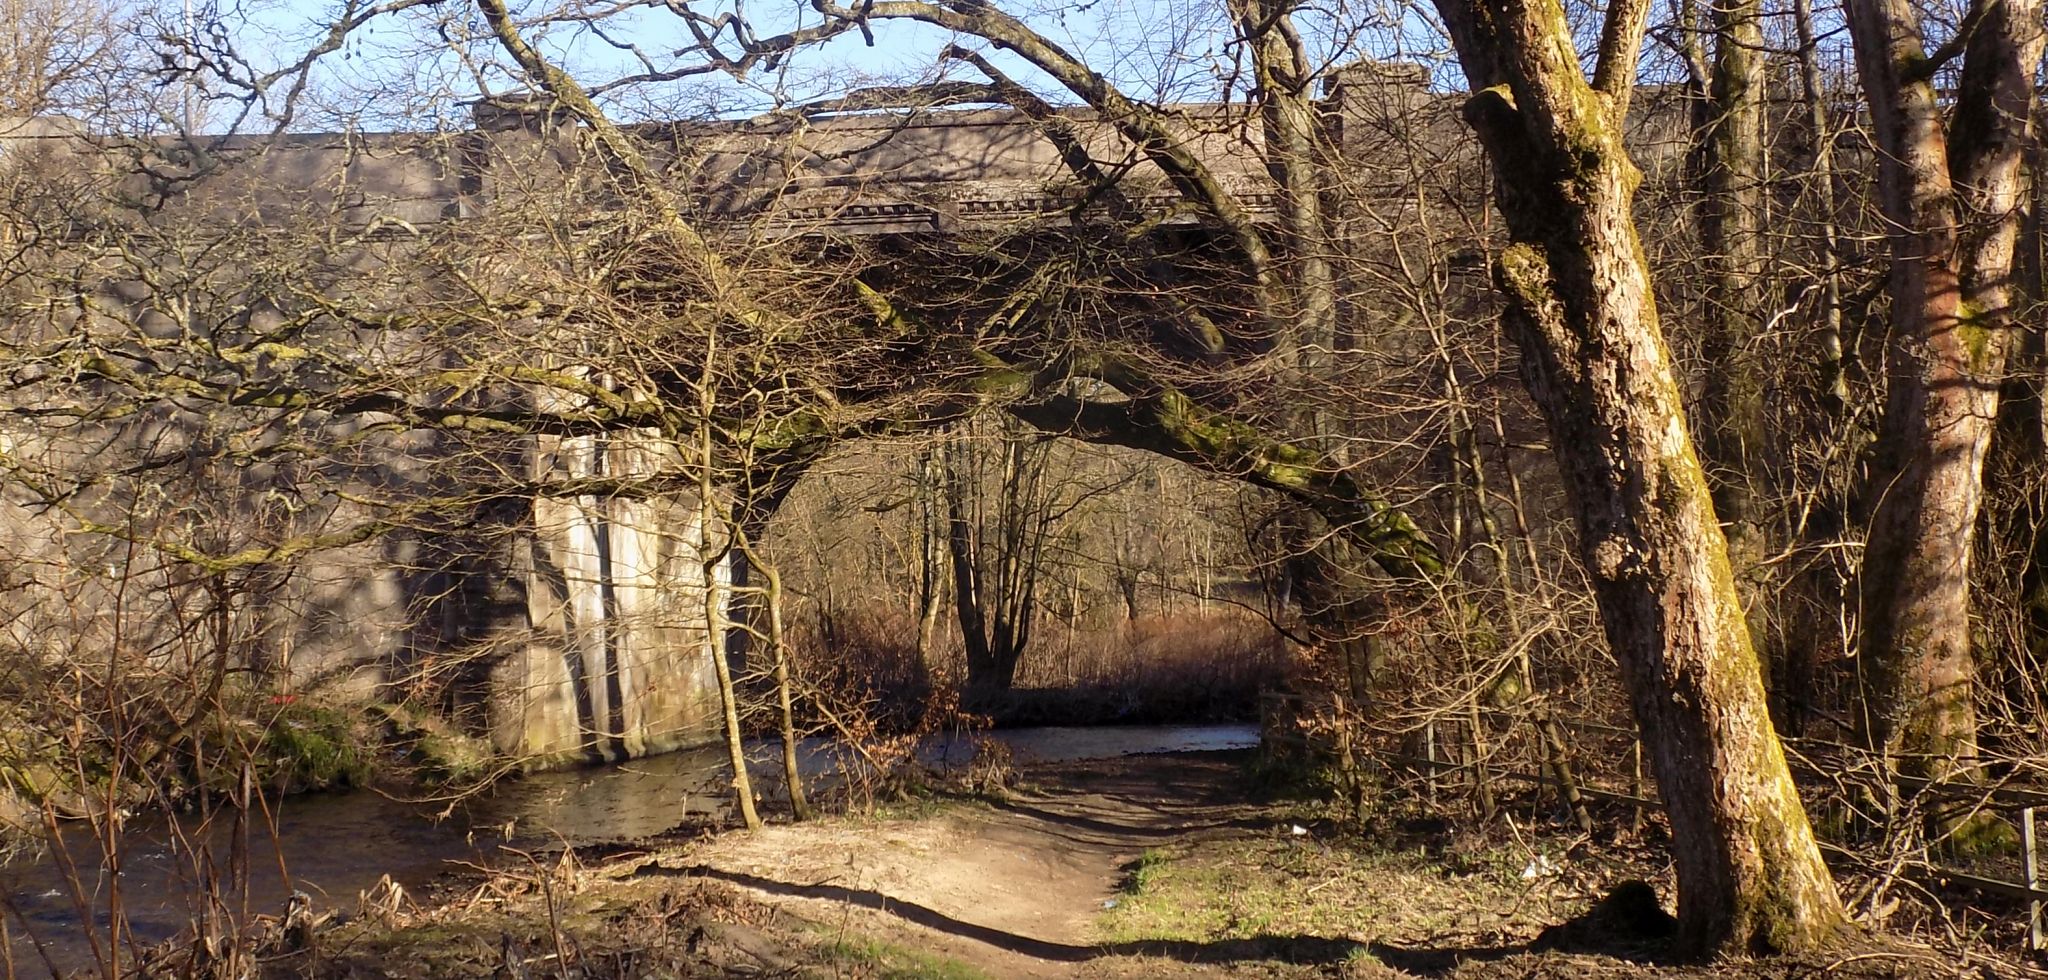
xmin=3 ymin=61 xmax=1454 ymax=242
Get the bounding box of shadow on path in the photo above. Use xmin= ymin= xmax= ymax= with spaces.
xmin=665 ymin=865 xmax=1523 ymax=975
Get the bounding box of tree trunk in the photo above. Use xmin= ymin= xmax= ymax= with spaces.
xmin=914 ymin=446 xmax=947 ymax=676
xmin=1432 ymin=0 xmax=1847 ymax=953
xmin=1766 ymin=0 xmax=1854 ymax=738
xmin=703 ymin=543 xmax=761 ymax=831
xmin=943 ymin=421 xmax=1053 ymax=695
xmin=2019 ymin=120 xmax=2048 ymax=707
xmin=695 ymin=331 xmax=761 ymax=829
xmin=1790 ymin=0 xmax=1849 ymax=417
xmin=1231 ymin=0 xmax=1339 ymax=414
xmin=763 ymin=561 xmax=810 ymax=821
xmin=724 ymin=549 xmax=755 ymax=678
xmin=945 ymin=459 xmax=1001 ymax=692
xmin=1695 ymin=0 xmax=1770 ymax=538
xmin=1845 ymin=0 xmax=2044 ymax=784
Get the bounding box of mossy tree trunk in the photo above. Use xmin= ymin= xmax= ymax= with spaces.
xmin=1681 ymin=0 xmax=1819 ymax=731
xmin=1844 ymin=0 xmax=2044 ymax=785
xmin=1431 ymin=0 xmax=1848 ymax=954
xmin=1007 ymin=362 xmax=1443 ymax=582
xmin=1229 ymin=0 xmax=1338 ymax=387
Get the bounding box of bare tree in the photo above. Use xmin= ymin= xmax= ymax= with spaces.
xmin=943 ymin=420 xmax=1060 ymax=695
xmin=0 ymin=0 xmax=123 ymax=117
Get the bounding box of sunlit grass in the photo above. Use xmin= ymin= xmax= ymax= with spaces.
xmin=1097 ymin=832 xmax=1573 ymax=949
xmin=820 ymin=934 xmax=993 ymax=980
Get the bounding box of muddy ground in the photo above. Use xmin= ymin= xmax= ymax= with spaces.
xmin=267 ymin=751 xmax=2034 ymax=978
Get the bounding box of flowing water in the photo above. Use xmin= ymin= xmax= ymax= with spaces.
xmin=0 ymin=722 xmax=1255 ymax=975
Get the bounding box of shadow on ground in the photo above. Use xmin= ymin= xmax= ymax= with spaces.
xmin=661 ymin=864 xmax=1528 ymax=975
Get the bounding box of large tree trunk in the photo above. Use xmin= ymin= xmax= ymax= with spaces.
xmin=1845 ymin=0 xmax=2043 ymax=784
xmin=1695 ymin=0 xmax=1769 ymax=537
xmin=1432 ymin=0 xmax=1846 ymax=954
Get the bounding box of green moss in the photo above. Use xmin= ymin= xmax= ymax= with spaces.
xmin=968 ymin=357 xmax=1033 ymax=395
xmin=369 ymin=703 xmax=495 ymax=786
xmin=1495 ymin=243 xmax=1555 ymax=315
xmin=1942 ymin=811 xmax=2021 ymax=859
xmin=1144 ymin=390 xmax=1441 ymax=579
xmin=183 ymin=693 xmax=395 ymax=795
xmin=1954 ymin=300 xmax=1996 ymax=369
xmin=259 ymin=701 xmax=375 ymax=791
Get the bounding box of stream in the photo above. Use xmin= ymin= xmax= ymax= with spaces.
xmin=0 ymin=722 xmax=1256 ymax=975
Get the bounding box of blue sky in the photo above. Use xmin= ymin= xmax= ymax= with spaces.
xmin=206 ymin=0 xmax=1447 ymax=129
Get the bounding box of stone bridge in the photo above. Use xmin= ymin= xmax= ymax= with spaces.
xmin=0 ymin=61 xmax=1695 ymax=768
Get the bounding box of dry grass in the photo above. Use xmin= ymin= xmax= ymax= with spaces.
xmin=1098 ymin=818 xmax=1610 ymax=952
xmin=989 ymin=609 xmax=1287 ymax=725
xmin=793 ymin=604 xmax=1286 ymax=730
xmin=1022 ymin=609 xmax=1285 ymax=694
xmin=788 ymin=603 xmax=943 ymax=733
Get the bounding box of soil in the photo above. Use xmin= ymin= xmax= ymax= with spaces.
xmin=640 ymin=751 xmax=1279 ymax=978
xmin=294 ymin=751 xmax=2039 ymax=979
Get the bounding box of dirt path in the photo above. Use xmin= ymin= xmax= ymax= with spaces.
xmin=647 ymin=752 xmax=1274 ymax=978
xmin=321 ymin=749 xmax=2017 ymax=978
xmin=633 ymin=754 xmax=1992 ymax=980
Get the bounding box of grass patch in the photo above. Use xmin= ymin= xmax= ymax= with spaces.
xmin=260 ymin=701 xmax=373 ymax=790
xmin=1097 ymin=832 xmax=1578 ymax=949
xmin=1121 ymin=846 xmax=1171 ymax=895
xmin=864 ymin=786 xmax=992 ymax=824
xmin=370 ymin=702 xmax=494 ymax=786
xmin=821 ymin=934 xmax=992 ymax=980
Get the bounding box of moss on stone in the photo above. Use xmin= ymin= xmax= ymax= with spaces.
xmin=1942 ymin=810 xmax=2021 ymax=859
xmin=254 ymin=700 xmax=377 ymax=792
xmin=369 ymin=703 xmax=496 ymax=786
xmin=1483 ymin=669 xmax=1530 ymax=707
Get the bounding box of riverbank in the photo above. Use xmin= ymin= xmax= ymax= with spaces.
xmin=267 ymin=751 xmax=2008 ymax=979
xmin=0 ymin=724 xmax=1254 ymax=974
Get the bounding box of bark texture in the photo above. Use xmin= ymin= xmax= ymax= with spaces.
xmin=1431 ymin=0 xmax=1847 ymax=954
xmin=1845 ymin=0 xmax=2044 ymax=783
xmin=1695 ymin=0 xmax=1769 ymax=532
